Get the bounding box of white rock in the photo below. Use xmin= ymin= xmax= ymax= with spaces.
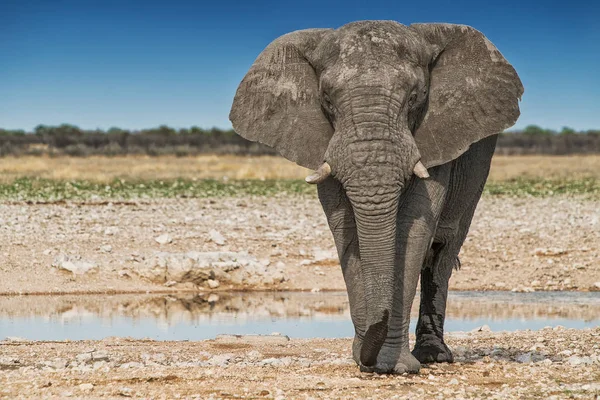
xmin=515 ymin=352 xmax=532 ymax=363
xmin=100 ymin=245 xmax=113 ymax=253
xmin=78 ymin=383 xmax=94 ymax=391
xmin=119 ymin=362 xmax=143 ymax=369
xmin=154 ymin=234 xmax=173 ymax=245
xmin=136 ymin=251 xmax=287 ymax=287
xmin=246 ymin=350 xmax=263 ymax=361
xmin=593 ymin=282 xmax=600 ymax=290
xmin=449 ymin=378 xmax=459 ymax=385
xmin=45 ymin=358 xmax=68 ymax=369
xmin=207 ymin=353 xmax=233 ymax=367
xmin=52 ymin=254 xmax=98 ymax=275
xmin=207 ymin=279 xmax=220 ymax=289
xmin=209 ymin=229 xmax=226 ymax=245
xmin=119 ymin=388 xmax=134 ymax=397
xmin=312 ymin=248 xmax=337 ymax=262
xmin=76 ymin=353 xmax=93 ymax=363
xmin=118 ymin=270 xmax=131 ymax=278
xmin=567 ymin=355 xmax=593 ymax=366
xmin=92 ymin=351 xmax=109 ymax=362
xmin=104 ymin=227 xmax=119 ymax=236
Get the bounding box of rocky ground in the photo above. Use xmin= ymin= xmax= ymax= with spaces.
xmin=1 ymin=195 xmax=599 ymax=399
xmin=0 ymin=196 xmax=599 ymax=294
xmin=1 ymin=328 xmax=599 ymax=399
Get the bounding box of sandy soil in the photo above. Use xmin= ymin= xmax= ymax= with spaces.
xmin=1 ymin=328 xmax=599 ymax=399
xmin=0 ymin=196 xmax=599 ymax=295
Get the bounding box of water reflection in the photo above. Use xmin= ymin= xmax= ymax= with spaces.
xmin=0 ymin=291 xmax=598 ymax=341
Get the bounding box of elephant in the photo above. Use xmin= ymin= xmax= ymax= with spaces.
xmin=229 ymin=20 xmax=523 ymax=374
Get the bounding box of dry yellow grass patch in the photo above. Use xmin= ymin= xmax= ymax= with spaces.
xmin=0 ymin=154 xmax=598 ymax=183
xmin=489 ymin=155 xmax=600 ymax=181
xmin=0 ymin=155 xmax=309 ymax=183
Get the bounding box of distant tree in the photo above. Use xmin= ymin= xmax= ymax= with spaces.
xmin=560 ymin=126 xmax=576 ymax=136
xmin=157 ymin=125 xmax=177 ymax=136
xmin=189 ymin=126 xmax=203 ymax=135
xmin=522 ymin=125 xmax=550 ymax=136
xmin=107 ymin=127 xmax=126 ymax=135
xmin=34 ymin=124 xmax=51 ymax=136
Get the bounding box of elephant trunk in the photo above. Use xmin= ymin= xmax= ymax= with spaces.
xmin=343 ymin=160 xmax=402 ymax=367
xmin=352 ymin=201 xmax=399 ymax=367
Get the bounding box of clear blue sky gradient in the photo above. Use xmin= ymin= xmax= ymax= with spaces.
xmin=2 ymin=0 xmax=599 ymax=131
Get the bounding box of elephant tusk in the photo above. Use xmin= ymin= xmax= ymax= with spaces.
xmin=413 ymin=161 xmax=430 ymax=179
xmin=305 ymin=162 xmax=332 ymax=184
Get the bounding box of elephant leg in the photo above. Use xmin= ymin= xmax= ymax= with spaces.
xmin=317 ymin=178 xmax=367 ymax=362
xmin=361 ymin=163 xmax=451 ymax=374
xmin=413 ymin=135 xmax=498 ymax=364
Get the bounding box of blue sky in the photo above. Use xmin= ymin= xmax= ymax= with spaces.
xmin=2 ymin=0 xmax=599 ymax=131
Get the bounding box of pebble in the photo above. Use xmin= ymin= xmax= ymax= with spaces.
xmin=209 ymin=229 xmax=226 ymax=245
xmin=566 ymin=355 xmax=593 ymax=366
xmin=52 ymin=254 xmax=98 ymax=275
xmin=154 ymin=234 xmax=173 ymax=245
xmin=207 ymin=279 xmax=220 ymax=289
xmin=207 ymin=354 xmax=233 ymax=367
xmin=119 ymin=387 xmax=134 ymax=397
xmin=103 ymin=227 xmax=119 ymax=236
xmin=45 ymin=358 xmax=68 ymax=369
xmin=515 ymin=352 xmax=532 ymax=363
xmin=93 ymin=351 xmax=109 ymax=362
xmin=119 ymin=362 xmax=144 ymax=369
xmin=78 ymin=383 xmax=94 ymax=391
xmin=76 ymin=353 xmax=93 ymax=363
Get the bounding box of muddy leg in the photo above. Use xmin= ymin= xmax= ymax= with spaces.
xmin=413 ymin=135 xmax=497 ymax=364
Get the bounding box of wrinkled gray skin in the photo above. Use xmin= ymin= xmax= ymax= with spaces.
xmin=230 ymin=21 xmax=523 ymax=374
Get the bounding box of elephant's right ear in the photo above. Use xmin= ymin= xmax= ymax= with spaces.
xmin=229 ymin=29 xmax=334 ymax=170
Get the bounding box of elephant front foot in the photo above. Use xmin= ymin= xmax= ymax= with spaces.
xmin=412 ymin=334 xmax=454 ymax=364
xmin=352 ymin=335 xmax=421 ymax=374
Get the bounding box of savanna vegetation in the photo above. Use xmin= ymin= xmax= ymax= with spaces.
xmin=1 ymin=124 xmax=599 ymax=201
xmin=1 ymin=154 xmax=599 ymax=201
xmin=1 ymin=124 xmax=600 ymax=157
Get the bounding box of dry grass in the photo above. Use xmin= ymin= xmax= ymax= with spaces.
xmin=0 ymin=154 xmax=599 ymax=183
xmin=0 ymin=155 xmax=310 ymax=183
xmin=489 ymin=155 xmax=600 ymax=180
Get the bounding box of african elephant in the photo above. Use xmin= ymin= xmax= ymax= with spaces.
xmin=229 ymin=21 xmax=523 ymax=374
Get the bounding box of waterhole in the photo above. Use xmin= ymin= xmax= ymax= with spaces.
xmin=1 ymin=291 xmax=598 ymax=341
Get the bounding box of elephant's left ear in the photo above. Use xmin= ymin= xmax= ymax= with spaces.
xmin=410 ymin=23 xmax=524 ymax=168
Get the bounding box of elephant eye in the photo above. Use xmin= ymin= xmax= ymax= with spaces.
xmin=322 ymin=93 xmax=335 ymax=114
xmin=408 ymin=93 xmax=418 ymax=108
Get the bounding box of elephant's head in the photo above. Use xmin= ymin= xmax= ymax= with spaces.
xmin=230 ymin=21 xmax=522 ymax=367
